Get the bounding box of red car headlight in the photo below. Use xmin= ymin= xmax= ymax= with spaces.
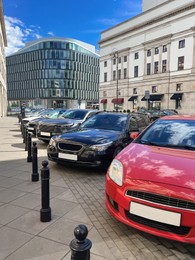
xmin=108 ymin=159 xmax=124 ymax=186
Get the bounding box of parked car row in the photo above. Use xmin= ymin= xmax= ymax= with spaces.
xmin=20 ymin=108 xmax=195 ymax=244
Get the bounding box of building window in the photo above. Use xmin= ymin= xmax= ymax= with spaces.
xmin=135 ymin=52 xmax=139 ymax=59
xmin=178 ymin=56 xmax=184 ymax=70
xmin=104 ymin=72 xmax=107 ymax=82
xmin=162 ymin=45 xmax=167 ymax=52
xmin=113 ymin=59 xmax=116 ymax=65
xmin=113 ymin=70 xmax=116 ymax=81
xmin=154 ymin=61 xmax=159 ymax=74
xmin=155 ymin=47 xmax=159 ymax=55
xmin=124 ymin=68 xmax=127 ymax=79
xmin=176 ymin=83 xmax=183 ymax=91
xmin=162 ymin=60 xmax=167 ymax=72
xmin=147 ymin=49 xmax=151 ymax=57
xmin=118 ymin=57 xmax=121 ymax=63
xmin=134 ymin=66 xmax=138 ymax=77
xmin=133 ymin=88 xmax=137 ymax=94
xmin=179 ymin=40 xmax=185 ymax=49
xmin=104 ymin=61 xmax=107 ymax=67
xmin=124 ymin=56 xmax=127 ymax=62
xmin=147 ymin=63 xmax=151 ymax=75
xmin=152 ymin=86 xmax=158 ymax=93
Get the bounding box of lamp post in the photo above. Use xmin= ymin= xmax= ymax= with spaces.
xmin=113 ymin=49 xmax=119 ymax=112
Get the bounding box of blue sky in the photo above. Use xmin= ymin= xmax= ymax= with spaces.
xmin=3 ymin=0 xmax=142 ymax=56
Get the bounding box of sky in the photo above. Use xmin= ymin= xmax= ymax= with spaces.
xmin=3 ymin=0 xmax=142 ymax=56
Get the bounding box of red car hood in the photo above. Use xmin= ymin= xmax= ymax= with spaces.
xmin=118 ymin=143 xmax=195 ymax=190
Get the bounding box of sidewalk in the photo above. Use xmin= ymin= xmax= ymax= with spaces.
xmin=0 ymin=116 xmax=115 ymax=260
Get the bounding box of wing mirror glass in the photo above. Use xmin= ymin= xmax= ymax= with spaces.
xmin=130 ymin=132 xmax=139 ymax=139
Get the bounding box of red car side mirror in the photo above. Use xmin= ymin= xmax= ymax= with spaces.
xmin=130 ymin=132 xmax=139 ymax=139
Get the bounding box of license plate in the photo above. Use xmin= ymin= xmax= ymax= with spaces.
xmin=40 ymin=132 xmax=51 ymax=136
xmin=130 ymin=202 xmax=181 ymax=226
xmin=58 ymin=153 xmax=77 ymax=161
xmin=28 ymin=127 xmax=34 ymax=130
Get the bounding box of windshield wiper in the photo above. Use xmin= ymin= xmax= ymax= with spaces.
xmin=139 ymin=140 xmax=162 ymax=146
xmin=140 ymin=140 xmax=195 ymax=150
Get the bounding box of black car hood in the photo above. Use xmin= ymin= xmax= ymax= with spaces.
xmin=40 ymin=118 xmax=82 ymax=125
xmin=57 ymin=129 xmax=121 ymax=145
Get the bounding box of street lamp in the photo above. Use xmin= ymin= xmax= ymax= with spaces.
xmin=113 ymin=48 xmax=119 ymax=112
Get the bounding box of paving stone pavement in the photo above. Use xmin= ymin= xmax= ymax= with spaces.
xmin=1 ymin=116 xmax=195 ymax=260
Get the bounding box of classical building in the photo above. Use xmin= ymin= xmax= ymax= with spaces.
xmin=99 ymin=0 xmax=195 ymax=114
xmin=0 ymin=0 xmax=7 ymax=117
xmin=6 ymin=38 xmax=99 ymax=109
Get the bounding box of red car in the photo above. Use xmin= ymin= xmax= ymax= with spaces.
xmin=106 ymin=115 xmax=195 ymax=243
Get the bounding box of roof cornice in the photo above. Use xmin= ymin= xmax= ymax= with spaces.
xmin=99 ymin=2 xmax=195 ymax=46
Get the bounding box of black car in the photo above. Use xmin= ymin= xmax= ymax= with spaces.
xmin=47 ymin=112 xmax=150 ymax=169
xmin=27 ymin=109 xmax=67 ymax=135
xmin=37 ymin=109 xmax=99 ymax=142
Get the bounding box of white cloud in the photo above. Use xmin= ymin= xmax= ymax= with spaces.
xmin=48 ymin=31 xmax=54 ymax=36
xmin=5 ymin=16 xmax=42 ymax=56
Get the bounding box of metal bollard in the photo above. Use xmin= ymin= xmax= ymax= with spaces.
xmin=40 ymin=160 xmax=51 ymax=222
xmin=70 ymin=224 xmax=92 ymax=260
xmin=25 ymin=126 xmax=28 ymax=151
xmin=22 ymin=123 xmax=25 ymax=143
xmin=27 ymin=133 xmax=32 ymax=162
xmin=31 ymin=142 xmax=39 ymax=182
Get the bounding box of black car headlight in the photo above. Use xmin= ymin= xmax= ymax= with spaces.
xmin=90 ymin=142 xmax=112 ymax=151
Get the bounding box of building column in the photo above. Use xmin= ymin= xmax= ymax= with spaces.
xmin=192 ymin=32 xmax=195 ymax=74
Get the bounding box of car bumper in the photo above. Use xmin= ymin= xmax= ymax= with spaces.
xmin=47 ymin=151 xmax=113 ymax=169
xmin=105 ymin=175 xmax=195 ymax=244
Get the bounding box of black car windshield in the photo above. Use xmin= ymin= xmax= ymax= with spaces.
xmin=81 ymin=113 xmax=128 ymax=131
xmin=139 ymin=119 xmax=195 ymax=150
xmin=59 ymin=110 xmax=88 ymax=120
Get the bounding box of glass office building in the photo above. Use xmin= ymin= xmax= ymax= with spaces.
xmin=6 ymin=37 xmax=100 ymax=109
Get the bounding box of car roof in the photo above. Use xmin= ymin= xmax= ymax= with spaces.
xmin=159 ymin=115 xmax=195 ymax=120
xmin=66 ymin=109 xmax=98 ymax=112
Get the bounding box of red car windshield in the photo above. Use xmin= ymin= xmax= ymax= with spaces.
xmin=139 ymin=119 xmax=195 ymax=150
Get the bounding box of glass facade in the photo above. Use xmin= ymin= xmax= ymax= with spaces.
xmin=6 ymin=38 xmax=100 ymax=108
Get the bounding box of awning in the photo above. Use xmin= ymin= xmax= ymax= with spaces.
xmin=100 ymin=99 xmax=107 ymax=104
xmin=141 ymin=94 xmax=164 ymax=101
xmin=128 ymin=96 xmax=138 ymax=101
xmin=111 ymin=98 xmax=124 ymax=104
xmin=170 ymin=93 xmax=183 ymax=100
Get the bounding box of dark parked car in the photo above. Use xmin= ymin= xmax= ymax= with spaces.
xmin=27 ymin=109 xmax=67 ymax=135
xmin=47 ymin=112 xmax=150 ymax=169
xmin=37 ymin=109 xmax=99 ymax=142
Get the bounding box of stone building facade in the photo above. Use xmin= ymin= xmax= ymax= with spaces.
xmin=99 ymin=0 xmax=195 ymax=114
xmin=0 ymin=0 xmax=7 ymax=117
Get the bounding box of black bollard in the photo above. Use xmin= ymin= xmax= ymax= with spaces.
xmin=40 ymin=160 xmax=51 ymax=222
xmin=31 ymin=142 xmax=39 ymax=182
xmin=27 ymin=133 xmax=32 ymax=162
xmin=70 ymin=224 xmax=92 ymax=260
xmin=22 ymin=123 xmax=25 ymax=143
xmin=25 ymin=126 xmax=28 ymax=151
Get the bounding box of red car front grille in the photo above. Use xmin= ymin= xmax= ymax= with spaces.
xmin=125 ymin=211 xmax=190 ymax=235
xmin=126 ymin=190 xmax=195 ymax=211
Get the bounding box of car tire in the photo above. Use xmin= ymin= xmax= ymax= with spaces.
xmin=113 ymin=147 xmax=123 ymax=158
